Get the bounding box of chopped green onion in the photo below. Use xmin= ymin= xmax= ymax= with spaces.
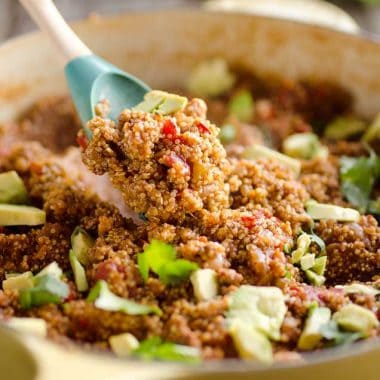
xmin=71 ymin=227 xmax=94 ymax=266
xmin=228 ymin=90 xmax=254 ymax=122
xmin=87 ymin=280 xmax=161 ymax=316
xmin=132 ymin=337 xmax=201 ymax=363
xmin=137 ymin=240 xmax=198 ymax=285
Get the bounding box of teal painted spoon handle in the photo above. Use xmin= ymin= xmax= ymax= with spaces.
xmin=19 ymin=0 xmax=92 ymax=63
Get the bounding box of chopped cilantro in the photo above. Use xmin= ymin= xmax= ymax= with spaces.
xmin=340 ymin=152 xmax=380 ymax=213
xmin=133 ymin=337 xmax=201 ymax=363
xmin=137 ymin=240 xmax=198 ymax=285
xmin=87 ymin=280 xmax=161 ymax=316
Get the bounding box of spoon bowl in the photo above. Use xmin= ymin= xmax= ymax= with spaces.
xmin=21 ymin=0 xmax=151 ymax=139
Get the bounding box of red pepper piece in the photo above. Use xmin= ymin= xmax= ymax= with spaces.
xmin=164 ymin=152 xmax=190 ymax=176
xmin=162 ymin=119 xmax=179 ymax=140
xmin=76 ymin=134 xmax=88 ymax=150
xmin=196 ymin=121 xmax=211 ymax=134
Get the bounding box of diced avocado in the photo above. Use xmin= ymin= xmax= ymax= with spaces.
xmin=291 ymin=233 xmax=311 ymax=264
xmin=362 ymin=112 xmax=380 ymax=142
xmin=325 ymin=117 xmax=367 ymax=140
xmin=333 ymin=304 xmax=379 ymax=334
xmin=314 ymin=146 xmax=329 ymax=160
xmin=305 ymin=270 xmax=325 ymax=286
xmin=187 ymin=58 xmax=236 ymax=98
xmin=71 ymin=227 xmax=94 ymax=266
xmin=282 ymin=133 xmax=326 ymax=160
xmin=157 ymin=93 xmax=188 ymax=115
xmin=229 ymin=321 xmax=273 ymax=364
xmin=69 ymin=250 xmax=88 ymax=292
xmin=2 ymin=271 xmax=34 ymax=291
xmin=306 ymin=200 xmax=360 ymax=222
xmin=243 ymin=144 xmax=301 ymax=177
xmin=133 ymin=90 xmax=166 ymax=112
xmin=300 ymin=254 xmax=316 ymax=271
xmin=0 ymin=171 xmax=28 ymax=204
xmin=312 ymin=256 xmax=327 ymax=276
xmin=0 ymin=204 xmax=45 ymax=226
xmin=298 ymin=307 xmax=331 ymax=350
xmin=5 ymin=317 xmax=47 ymax=337
xmin=228 ymin=90 xmax=254 ymax=122
xmin=35 ymin=262 xmax=63 ymax=279
xmin=227 ymin=285 xmax=287 ymax=341
xmin=219 ymin=124 xmax=237 ymax=145
xmin=190 ymin=269 xmax=218 ymax=302
xmin=109 ymin=332 xmax=140 ymax=358
xmin=335 ymin=283 xmax=380 ymax=296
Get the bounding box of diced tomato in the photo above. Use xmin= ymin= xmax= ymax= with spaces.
xmin=164 ymin=152 xmax=190 ymax=176
xmin=76 ymin=134 xmax=88 ymax=150
xmin=196 ymin=121 xmax=211 ymax=134
xmin=94 ymin=262 xmax=117 ymax=281
xmin=162 ymin=119 xmax=179 ymax=140
xmin=30 ymin=162 xmax=43 ymax=175
xmin=78 ymin=317 xmax=89 ymax=329
xmin=241 ymin=210 xmax=271 ymax=229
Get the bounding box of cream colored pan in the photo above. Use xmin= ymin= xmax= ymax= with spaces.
xmin=0 ymin=8 xmax=379 ymax=380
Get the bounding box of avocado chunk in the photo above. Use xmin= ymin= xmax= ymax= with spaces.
xmin=305 ymin=270 xmax=325 ymax=286
xmin=219 ymin=124 xmax=237 ymax=145
xmin=362 ymin=112 xmax=380 ymax=142
xmin=227 ymin=285 xmax=287 ymax=341
xmin=109 ymin=332 xmax=140 ymax=358
xmin=5 ymin=317 xmax=47 ymax=337
xmin=69 ymin=250 xmax=88 ymax=292
xmin=325 ymin=117 xmax=367 ymax=140
xmin=0 ymin=171 xmax=28 ymax=204
xmin=243 ymin=144 xmax=301 ymax=177
xmin=332 ymin=304 xmax=379 ymax=335
xmin=291 ymin=233 xmax=311 ymax=264
xmin=187 ymin=58 xmax=236 ymax=98
xmin=228 ymin=90 xmax=254 ymax=122
xmin=312 ymin=256 xmax=327 ymax=276
xmin=306 ymin=200 xmax=360 ymax=222
xmin=335 ymin=283 xmax=380 ymax=296
xmin=157 ymin=93 xmax=188 ymax=115
xmin=2 ymin=271 xmax=34 ymax=291
xmin=229 ymin=321 xmax=273 ymax=363
xmin=133 ymin=90 xmax=166 ymax=112
xmin=300 ymin=253 xmax=316 ymax=271
xmin=71 ymin=227 xmax=94 ymax=266
xmin=134 ymin=90 xmax=188 ymax=115
xmin=0 ymin=204 xmax=45 ymax=226
xmin=298 ymin=306 xmax=331 ymax=350
xmin=35 ymin=262 xmax=63 ymax=279
xmin=190 ymin=268 xmax=218 ymax=302
xmin=283 ymin=133 xmax=327 ymax=160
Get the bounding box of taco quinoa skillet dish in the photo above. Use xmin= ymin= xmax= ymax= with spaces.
xmin=0 ymin=60 xmax=379 ymax=364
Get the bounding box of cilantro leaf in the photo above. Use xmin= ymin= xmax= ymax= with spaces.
xmin=87 ymin=280 xmax=161 ymax=316
xmin=137 ymin=240 xmax=198 ymax=285
xmin=340 ymin=153 xmax=380 ymax=213
xmin=320 ymin=320 xmax=364 ymax=347
xmin=20 ymin=274 xmax=69 ymax=309
xmin=133 ymin=337 xmax=201 ymax=363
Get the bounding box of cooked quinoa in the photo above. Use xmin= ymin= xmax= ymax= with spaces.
xmin=0 ymin=66 xmax=379 ymax=363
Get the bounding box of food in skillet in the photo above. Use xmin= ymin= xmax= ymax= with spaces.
xmin=0 ymin=59 xmax=379 ymax=364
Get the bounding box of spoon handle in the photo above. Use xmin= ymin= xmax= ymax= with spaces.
xmin=19 ymin=0 xmax=92 ymax=63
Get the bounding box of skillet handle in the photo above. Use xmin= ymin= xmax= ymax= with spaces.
xmin=19 ymin=0 xmax=92 ymax=63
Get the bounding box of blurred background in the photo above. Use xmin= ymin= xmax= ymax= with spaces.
xmin=0 ymin=0 xmax=380 ymax=42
